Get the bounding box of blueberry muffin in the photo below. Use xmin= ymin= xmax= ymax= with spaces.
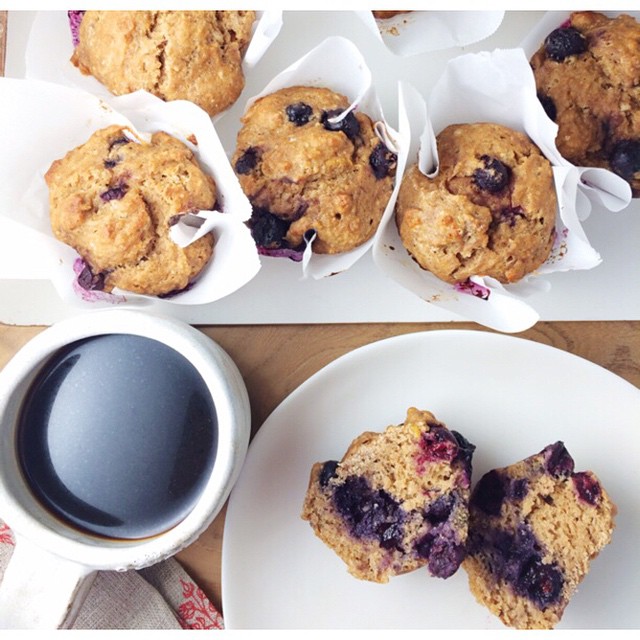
xmin=395 ymin=123 xmax=556 ymax=284
xmin=301 ymin=407 xmax=475 ymax=583
xmin=531 ymin=11 xmax=640 ymax=196
xmin=232 ymin=85 xmax=397 ymax=255
xmin=45 ymin=125 xmax=216 ymax=297
xmin=372 ymin=11 xmax=412 ymax=20
xmin=70 ymin=11 xmax=256 ymax=117
xmin=464 ymin=442 xmax=616 ymax=629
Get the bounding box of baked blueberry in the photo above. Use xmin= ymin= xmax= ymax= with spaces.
xmin=544 ymin=26 xmax=587 ymax=62
xmin=609 ymin=139 xmax=640 ymax=181
xmin=100 ymin=182 xmax=128 ymax=201
xmin=518 ymin=556 xmax=564 ymax=608
xmin=544 ymin=441 xmax=575 ymax=478
xmin=234 ymin=147 xmax=260 ymax=175
xmin=321 ymin=108 xmax=361 ymax=141
xmin=572 ymin=471 xmax=602 ymax=506
xmin=537 ymin=92 xmax=557 ymax=121
xmin=369 ymin=142 xmax=397 ymax=180
xmin=472 ymin=469 xmax=507 ymax=516
xmin=248 ymin=208 xmax=290 ymax=248
xmin=286 ymin=102 xmax=313 ymax=126
xmin=319 ymin=460 xmax=339 ymax=488
xmin=333 ymin=475 xmax=404 ymax=547
xmin=473 ymin=155 xmax=510 ymax=193
xmin=77 ymin=263 xmax=105 ymax=291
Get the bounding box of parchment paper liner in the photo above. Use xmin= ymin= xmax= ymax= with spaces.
xmin=236 ymin=35 xmax=401 ymax=280
xmin=373 ymin=48 xmax=631 ymax=333
xmin=24 ymin=10 xmax=284 ymax=122
xmin=0 ymin=77 xmax=261 ymax=307
xmin=356 ymin=10 xmax=505 ymax=57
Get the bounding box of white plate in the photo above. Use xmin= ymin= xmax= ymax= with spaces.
xmin=222 ymin=330 xmax=640 ymax=629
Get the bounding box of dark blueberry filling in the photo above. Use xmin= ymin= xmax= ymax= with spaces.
xmin=509 ymin=478 xmax=529 ymax=501
xmin=100 ymin=182 xmax=128 ymax=202
xmin=472 ymin=155 xmax=510 ymax=193
xmin=332 ymin=475 xmax=405 ymax=550
xmin=609 ymin=139 xmax=640 ymax=182
xmin=419 ymin=424 xmax=460 ymax=463
xmin=537 ymin=92 xmax=557 ymax=122
xmin=321 ymin=109 xmax=361 ymax=141
xmin=369 ymin=142 xmax=398 ymax=180
xmin=470 ymin=522 xmax=564 ymax=610
xmin=234 ymin=147 xmax=260 ymax=175
xmin=103 ymin=158 xmax=119 ymax=169
xmin=77 ymin=264 xmax=105 ymax=291
xmin=543 ymin=441 xmax=575 ymax=477
xmin=319 ymin=460 xmax=339 ymax=488
xmin=107 ymin=136 xmax=131 ymax=152
xmin=286 ymin=102 xmax=313 ymax=126
xmin=425 ymin=493 xmax=456 ymax=526
xmin=544 ymin=26 xmax=587 ymax=62
xmin=472 ymin=469 xmax=507 ymax=516
xmin=248 ymin=207 xmax=291 ymax=249
xmin=452 ymin=430 xmax=476 ymax=478
xmin=572 ymin=471 xmax=602 ymax=506
xmin=415 ymin=526 xmax=465 ymax=578
xmin=497 ymin=206 xmax=526 ymax=227
xmin=519 ymin=555 xmax=564 ymax=609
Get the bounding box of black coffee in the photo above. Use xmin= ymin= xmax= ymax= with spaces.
xmin=17 ymin=333 xmax=218 ymax=540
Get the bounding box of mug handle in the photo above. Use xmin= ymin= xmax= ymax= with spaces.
xmin=0 ymin=534 xmax=96 ymax=629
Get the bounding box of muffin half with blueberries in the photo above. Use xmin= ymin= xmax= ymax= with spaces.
xmin=395 ymin=122 xmax=557 ymax=285
xmin=301 ymin=407 xmax=476 ymax=583
xmin=232 ymin=85 xmax=397 ymax=257
xmin=530 ymin=11 xmax=640 ymax=196
xmin=464 ymin=442 xmax=616 ymax=629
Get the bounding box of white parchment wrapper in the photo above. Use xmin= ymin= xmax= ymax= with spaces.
xmin=238 ymin=35 xmax=401 ymax=280
xmin=520 ymin=10 xmax=640 ymax=203
xmin=0 ymin=77 xmax=261 ymax=307
xmin=373 ymin=48 xmax=625 ymax=333
xmin=356 ymin=10 xmax=505 ymax=57
xmin=25 ymin=10 xmax=284 ymax=122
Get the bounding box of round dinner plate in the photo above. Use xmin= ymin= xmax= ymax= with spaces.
xmin=222 ymin=330 xmax=640 ymax=629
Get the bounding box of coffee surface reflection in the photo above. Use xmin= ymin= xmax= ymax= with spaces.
xmin=17 ymin=334 xmax=218 ymax=540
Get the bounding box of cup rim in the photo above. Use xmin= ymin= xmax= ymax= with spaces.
xmin=0 ymin=309 xmax=250 ymax=570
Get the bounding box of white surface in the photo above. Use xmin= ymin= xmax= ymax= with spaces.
xmin=221 ymin=330 xmax=640 ymax=629
xmin=2 ymin=11 xmax=639 ymax=327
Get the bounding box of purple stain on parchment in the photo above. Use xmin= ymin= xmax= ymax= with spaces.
xmin=68 ymin=10 xmax=86 ymax=48
xmin=454 ymin=279 xmax=491 ymax=300
xmin=72 ymin=258 xmax=125 ymax=304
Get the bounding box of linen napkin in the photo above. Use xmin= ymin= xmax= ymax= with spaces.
xmin=0 ymin=519 xmax=223 ymax=630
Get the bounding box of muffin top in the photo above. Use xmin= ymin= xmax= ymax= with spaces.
xmin=45 ymin=125 xmax=216 ymax=297
xmin=395 ymin=122 xmax=557 ymax=284
xmin=232 ymin=85 xmax=397 ymax=255
xmin=71 ymin=10 xmax=256 ymax=117
xmin=530 ymin=11 xmax=640 ymax=195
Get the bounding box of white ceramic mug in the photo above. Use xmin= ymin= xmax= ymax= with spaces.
xmin=0 ymin=309 xmax=251 ymax=629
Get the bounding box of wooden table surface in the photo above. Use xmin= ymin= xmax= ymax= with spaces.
xmin=1 ymin=320 xmax=639 ymax=615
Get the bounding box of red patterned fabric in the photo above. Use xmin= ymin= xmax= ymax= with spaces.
xmin=0 ymin=519 xmax=223 ymax=630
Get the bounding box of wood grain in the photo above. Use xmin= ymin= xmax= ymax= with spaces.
xmin=0 ymin=11 xmax=7 ymax=77
xmin=1 ymin=320 xmax=638 ymax=614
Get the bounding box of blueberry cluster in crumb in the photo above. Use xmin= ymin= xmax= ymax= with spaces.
xmin=301 ymin=408 xmax=475 ymax=583
xmin=302 ymin=413 xmax=616 ymax=629
xmin=464 ymin=441 xmax=616 ymax=629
